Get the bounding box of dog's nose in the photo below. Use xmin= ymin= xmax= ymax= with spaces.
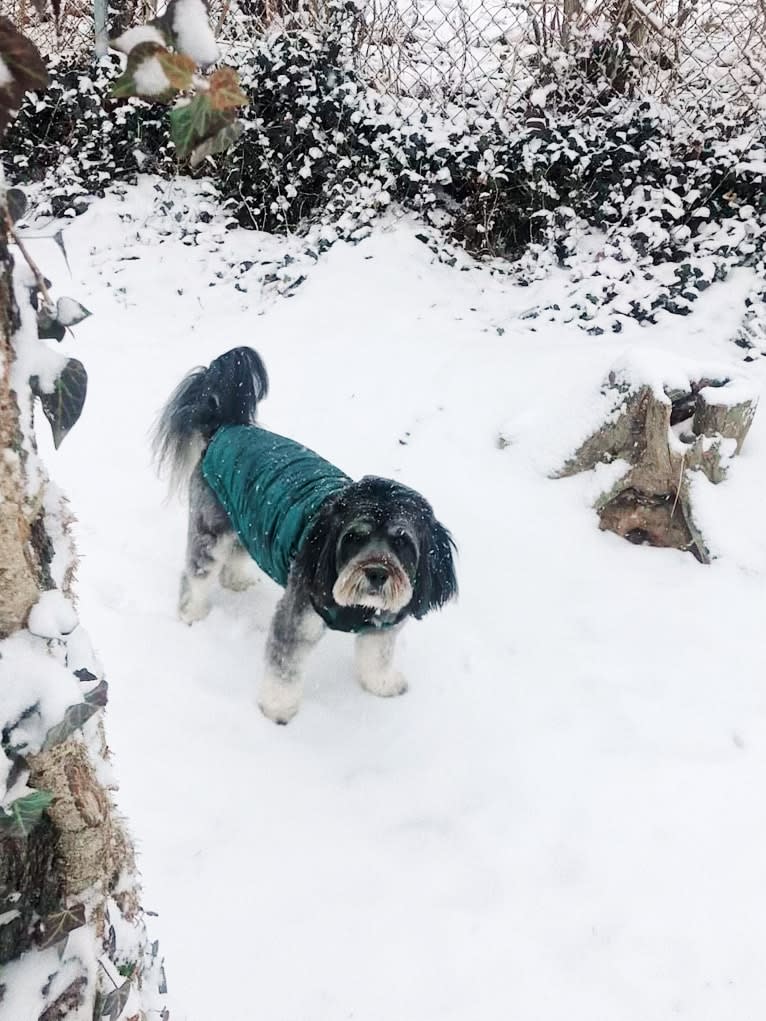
xmin=364 ymin=565 xmax=389 ymax=590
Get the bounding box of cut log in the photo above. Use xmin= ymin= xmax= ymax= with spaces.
xmin=555 ymin=360 xmax=759 ymax=562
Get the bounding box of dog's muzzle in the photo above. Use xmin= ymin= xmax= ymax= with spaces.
xmin=333 ymin=554 xmax=413 ymax=613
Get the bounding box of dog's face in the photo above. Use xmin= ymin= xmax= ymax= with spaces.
xmin=332 ymin=512 xmax=419 ymax=614
xmin=298 ymin=476 xmax=457 ymax=621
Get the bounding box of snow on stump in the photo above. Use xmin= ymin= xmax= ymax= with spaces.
xmin=554 ymin=355 xmax=759 ymax=563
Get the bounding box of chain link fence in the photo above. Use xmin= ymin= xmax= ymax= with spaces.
xmin=348 ymin=0 xmax=766 ymax=113
xmin=4 ymin=0 xmax=766 ymax=116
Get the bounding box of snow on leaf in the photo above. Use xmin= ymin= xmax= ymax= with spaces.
xmin=111 ymin=42 xmax=174 ymax=102
xmin=110 ymin=24 xmax=167 ymax=54
xmin=33 ymin=357 xmax=88 ymax=448
xmin=56 ymin=296 xmax=92 ymax=327
xmin=170 ymin=0 xmax=219 ymax=66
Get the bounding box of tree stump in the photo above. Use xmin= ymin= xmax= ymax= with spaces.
xmin=554 ymin=360 xmax=759 ymax=562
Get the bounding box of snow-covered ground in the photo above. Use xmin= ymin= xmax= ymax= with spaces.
xmin=28 ymin=184 xmax=766 ymax=1020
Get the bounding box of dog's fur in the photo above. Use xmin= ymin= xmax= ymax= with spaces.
xmin=153 ymin=346 xmax=457 ymax=724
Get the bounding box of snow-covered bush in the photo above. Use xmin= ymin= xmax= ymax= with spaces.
xmin=4 ymin=18 xmax=766 ymax=344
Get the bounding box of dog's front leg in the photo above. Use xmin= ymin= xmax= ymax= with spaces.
xmin=355 ymin=625 xmax=408 ymax=698
xmin=259 ymin=577 xmax=325 ymax=724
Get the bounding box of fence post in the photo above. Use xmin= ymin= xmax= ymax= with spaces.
xmin=94 ymin=0 xmax=109 ymax=57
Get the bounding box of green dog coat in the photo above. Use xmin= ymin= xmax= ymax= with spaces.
xmin=202 ymin=424 xmax=351 ymax=590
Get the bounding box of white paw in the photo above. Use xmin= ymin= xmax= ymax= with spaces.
xmin=220 ymin=563 xmax=254 ymax=592
xmin=359 ymin=670 xmax=409 ymax=698
xmin=178 ymin=599 xmax=210 ymax=625
xmin=258 ymin=674 xmax=303 ymax=725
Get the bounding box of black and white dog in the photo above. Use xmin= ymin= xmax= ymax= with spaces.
xmin=153 ymin=346 xmax=457 ymax=724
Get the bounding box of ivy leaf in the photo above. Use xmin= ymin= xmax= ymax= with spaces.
xmin=6 ymin=187 xmax=27 ymax=223
xmin=101 ymin=978 xmax=131 ymax=1020
xmin=83 ymin=677 xmax=109 ymax=708
xmin=32 ymin=357 xmax=88 ymax=448
xmin=37 ymin=903 xmax=86 ymax=950
xmin=56 ymin=297 xmax=92 ymax=327
xmin=159 ymin=50 xmax=196 ymax=91
xmin=0 ymin=790 xmax=54 ymax=837
xmin=0 ymin=17 xmax=48 ymax=137
xmin=169 ymin=93 xmax=232 ymax=160
xmin=207 ymin=67 xmax=248 ymax=111
xmin=42 ymin=699 xmax=100 ymax=751
xmin=37 ymin=307 xmax=66 ymax=342
xmin=190 ymin=120 xmax=243 ymax=168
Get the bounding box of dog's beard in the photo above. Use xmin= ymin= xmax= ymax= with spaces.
xmin=332 ymin=555 xmax=413 ymax=613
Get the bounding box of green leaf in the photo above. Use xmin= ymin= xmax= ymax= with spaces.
xmin=0 ymin=790 xmax=54 ymax=837
xmin=170 ymin=92 xmax=232 ymax=160
xmin=0 ymin=17 xmax=48 ymax=137
xmin=32 ymin=357 xmax=87 ymax=448
xmin=190 ymin=120 xmax=243 ymax=168
xmin=42 ymin=699 xmax=100 ymax=751
xmin=37 ymin=903 xmax=86 ymax=950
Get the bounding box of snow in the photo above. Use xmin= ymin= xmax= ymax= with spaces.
xmin=0 ymin=631 xmax=83 ymax=780
xmin=23 ymin=187 xmax=766 ymax=1021
xmin=171 ymin=0 xmax=219 ymax=67
xmin=133 ymin=56 xmax=172 ymax=98
xmin=27 ymin=590 xmax=78 ymax=639
xmin=111 ymin=25 xmax=168 ymax=54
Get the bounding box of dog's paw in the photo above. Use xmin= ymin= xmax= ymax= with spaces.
xmin=258 ymin=675 xmax=302 ymax=725
xmin=178 ymin=600 xmax=210 ymax=625
xmin=359 ymin=670 xmax=409 ymax=698
xmin=220 ymin=562 xmax=254 ymax=592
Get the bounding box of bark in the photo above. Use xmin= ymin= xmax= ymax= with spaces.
xmin=0 ymin=227 xmax=39 ymax=636
xmin=0 ymin=212 xmax=164 ymax=1016
xmin=555 ymin=369 xmax=758 ymax=562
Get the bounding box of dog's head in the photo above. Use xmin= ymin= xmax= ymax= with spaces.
xmin=297 ymin=476 xmax=457 ymax=620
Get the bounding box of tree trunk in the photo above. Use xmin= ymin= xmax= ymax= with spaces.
xmin=0 ymin=210 xmax=166 ymax=1017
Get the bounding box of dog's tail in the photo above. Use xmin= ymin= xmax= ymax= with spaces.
xmin=152 ymin=346 xmax=269 ymax=494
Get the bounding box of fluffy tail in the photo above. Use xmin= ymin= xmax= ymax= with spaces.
xmin=152 ymin=346 xmax=269 ymax=494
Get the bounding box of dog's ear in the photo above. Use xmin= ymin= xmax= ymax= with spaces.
xmin=410 ymin=517 xmax=457 ymax=618
xmin=294 ymin=493 xmax=346 ymax=603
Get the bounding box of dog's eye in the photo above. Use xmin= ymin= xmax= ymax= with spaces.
xmin=391 ymin=530 xmax=414 ymax=555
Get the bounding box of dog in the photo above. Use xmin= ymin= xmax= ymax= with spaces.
xmin=153 ymin=346 xmax=457 ymax=723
